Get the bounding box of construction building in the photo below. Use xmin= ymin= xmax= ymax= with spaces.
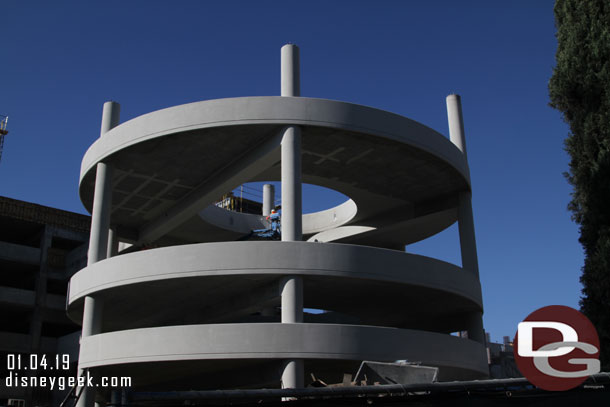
xmin=0 ymin=196 xmax=88 ymax=406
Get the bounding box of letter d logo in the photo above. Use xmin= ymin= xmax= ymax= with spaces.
xmin=517 ymin=321 xmax=577 ymax=357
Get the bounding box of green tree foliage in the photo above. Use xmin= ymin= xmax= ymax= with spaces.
xmin=549 ymin=0 xmax=610 ymax=370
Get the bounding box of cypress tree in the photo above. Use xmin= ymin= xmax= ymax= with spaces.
xmin=549 ymin=0 xmax=610 ymax=369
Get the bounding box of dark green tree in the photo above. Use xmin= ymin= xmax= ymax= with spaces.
xmin=549 ymin=0 xmax=610 ymax=370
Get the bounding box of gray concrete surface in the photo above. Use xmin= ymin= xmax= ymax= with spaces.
xmin=77 ymin=96 xmax=470 ymax=249
xmin=262 ymin=184 xmax=274 ymax=216
xmin=67 ymin=241 xmax=483 ymax=343
xmin=280 ymin=43 xmax=304 ymax=388
xmin=446 ymin=95 xmax=485 ymax=345
xmin=79 ymin=101 xmax=120 ymax=407
xmin=78 ymin=323 xmax=488 ymax=382
xmin=71 ymin=45 xmax=488 ymax=393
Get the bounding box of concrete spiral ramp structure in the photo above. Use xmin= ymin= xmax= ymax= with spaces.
xmin=68 ymin=45 xmax=488 ymax=405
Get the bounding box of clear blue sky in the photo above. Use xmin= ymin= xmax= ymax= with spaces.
xmin=1 ymin=1 xmax=580 ymax=343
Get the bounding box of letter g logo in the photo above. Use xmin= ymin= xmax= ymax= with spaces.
xmin=513 ymin=305 xmax=600 ymax=391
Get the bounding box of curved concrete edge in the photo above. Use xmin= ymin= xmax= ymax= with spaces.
xmin=67 ymin=241 xmax=483 ymax=310
xmin=198 ymin=199 xmax=357 ymax=236
xmin=78 ymin=323 xmax=489 ymax=378
xmin=79 ymin=97 xmax=470 ymax=189
xmin=307 ymin=225 xmax=376 ymax=242
xmin=346 ymin=209 xmax=458 ymax=248
xmin=199 ymin=205 xmax=268 ymax=234
xmin=302 ymin=199 xmax=357 ymax=235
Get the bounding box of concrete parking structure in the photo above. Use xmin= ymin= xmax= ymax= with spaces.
xmin=69 ymin=44 xmax=488 ymax=405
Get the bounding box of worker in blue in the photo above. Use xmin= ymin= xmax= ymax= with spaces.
xmin=248 ymin=208 xmax=281 ymax=240
xmin=267 ymin=208 xmax=281 ymax=235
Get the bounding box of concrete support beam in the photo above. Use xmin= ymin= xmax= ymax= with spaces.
xmin=0 ymin=286 xmax=66 ymax=311
xmin=87 ymin=101 xmax=120 ymax=264
xmin=280 ymin=276 xmax=303 ymax=323
xmin=81 ymin=296 xmax=104 ymax=339
xmin=78 ymin=297 xmax=103 ymax=407
xmin=46 ymin=225 xmax=89 ymax=243
xmin=0 ymin=286 xmax=35 ymax=306
xmin=280 ymin=43 xmax=304 ymax=390
xmin=0 ymin=240 xmax=41 ymax=265
xmin=262 ymin=184 xmax=275 ymax=216
xmin=100 ymin=101 xmax=121 ymax=134
xmin=87 ymin=162 xmax=113 ymax=264
xmin=457 ymin=192 xmax=485 ymax=345
xmin=446 ymin=95 xmax=480 ymax=278
xmin=87 ymin=100 xmax=120 ymax=264
xmin=465 ymin=310 xmax=486 ymax=345
xmin=457 ymin=192 xmax=479 ymax=278
xmin=446 ymin=94 xmax=485 ymax=346
xmin=27 ymin=227 xmax=51 ymax=407
xmin=281 ymin=44 xmax=300 ymax=97
xmin=281 ymin=44 xmax=302 ymax=241
xmin=446 ymin=94 xmax=467 ymax=158
xmin=107 ymin=227 xmax=119 ymax=258
xmin=79 ymin=101 xmax=119 ymax=407
xmin=281 ymin=127 xmax=302 ymax=241
xmin=281 ymin=359 xmax=304 ymax=390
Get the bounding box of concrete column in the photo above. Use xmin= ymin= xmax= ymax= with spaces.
xmin=100 ymin=101 xmax=121 ymax=134
xmin=78 ymin=296 xmax=104 ymax=407
xmin=446 ymin=95 xmax=485 ymax=346
xmin=446 ymin=94 xmax=479 ymax=278
xmin=260 ymin=184 xmax=276 ymax=331
xmin=29 ymin=226 xmax=52 ymax=352
xmin=281 ymin=44 xmax=300 ymax=97
xmin=457 ymin=192 xmax=479 ymax=278
xmin=262 ymin=184 xmax=275 ymax=216
xmin=107 ymin=227 xmax=119 ymax=258
xmin=25 ymin=226 xmax=53 ymax=406
xmin=281 ymin=127 xmax=302 ymax=241
xmin=81 ymin=296 xmax=104 ymax=337
xmin=78 ymin=101 xmax=120 ymax=407
xmin=88 ymin=101 xmax=120 ymax=264
xmin=446 ymin=94 xmax=467 ymax=158
xmin=87 ymin=162 xmax=113 ymax=264
xmin=281 ymin=359 xmax=304 ymax=390
xmin=280 ymin=43 xmax=304 ymax=389
xmin=457 ymin=192 xmax=485 ymax=344
xmin=280 ymin=276 xmax=303 ymax=323
xmin=465 ymin=310 xmax=486 ymax=345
